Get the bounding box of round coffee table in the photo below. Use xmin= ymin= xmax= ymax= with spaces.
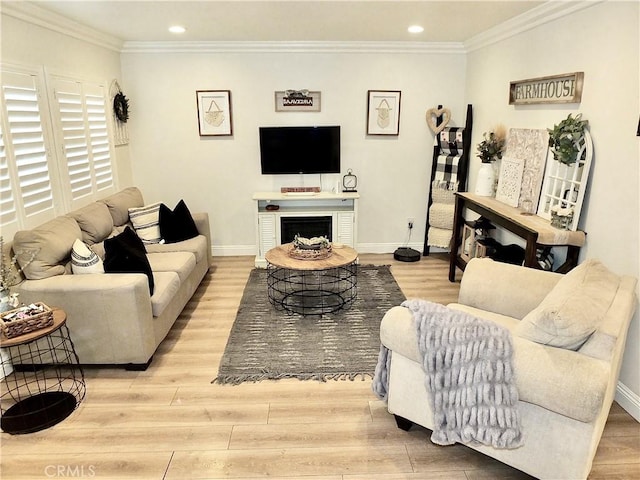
xmin=265 ymin=244 xmax=358 ymax=316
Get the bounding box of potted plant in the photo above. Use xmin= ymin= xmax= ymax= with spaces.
xmin=548 ymin=113 xmax=589 ymax=165
xmin=476 ymin=125 xmax=507 ymax=164
xmin=475 ymin=125 xmax=506 ymax=196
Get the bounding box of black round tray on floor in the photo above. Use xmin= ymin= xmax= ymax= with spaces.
xmin=1 ymin=391 xmax=77 ymax=434
xmin=1 ymin=311 xmax=86 ymax=435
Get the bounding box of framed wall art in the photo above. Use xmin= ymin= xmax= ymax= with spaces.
xmin=367 ymin=90 xmax=401 ymax=135
xmin=196 ymin=90 xmax=232 ymax=136
xmin=504 ymin=128 xmax=549 ymax=211
xmin=495 ymin=156 xmax=525 ymax=207
xmin=537 ymin=130 xmax=593 ymax=231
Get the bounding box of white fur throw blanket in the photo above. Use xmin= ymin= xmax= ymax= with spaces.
xmin=373 ymin=299 xmax=523 ymax=449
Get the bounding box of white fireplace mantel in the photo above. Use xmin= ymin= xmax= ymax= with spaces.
xmin=253 ymin=191 xmax=360 ymax=267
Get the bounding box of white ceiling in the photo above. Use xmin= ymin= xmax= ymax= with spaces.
xmin=28 ymin=1 xmax=546 ymax=43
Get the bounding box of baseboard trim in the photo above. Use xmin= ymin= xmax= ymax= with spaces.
xmin=615 ymin=381 xmax=640 ymax=422
xmin=212 ymin=245 xmax=256 ymax=257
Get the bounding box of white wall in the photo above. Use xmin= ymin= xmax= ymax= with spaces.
xmin=120 ymin=48 xmax=467 ymax=254
xmin=465 ymin=1 xmax=640 ymax=417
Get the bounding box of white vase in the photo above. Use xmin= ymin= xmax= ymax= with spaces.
xmin=475 ymin=162 xmax=496 ymax=197
xmin=0 ymin=288 xmax=11 ymax=313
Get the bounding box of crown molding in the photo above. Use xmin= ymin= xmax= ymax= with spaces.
xmin=464 ymin=0 xmax=604 ymax=53
xmin=1 ymin=2 xmax=124 ymax=53
xmin=120 ymin=40 xmax=466 ymax=55
xmin=4 ymin=1 xmax=601 ymax=56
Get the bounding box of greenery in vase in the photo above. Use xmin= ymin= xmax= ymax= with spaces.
xmin=548 ymin=113 xmax=589 ymax=165
xmin=0 ymin=236 xmax=36 ymax=291
xmin=476 ymin=125 xmax=506 ymax=163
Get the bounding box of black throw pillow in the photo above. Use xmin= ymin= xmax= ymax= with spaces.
xmin=159 ymin=199 xmax=199 ymax=244
xmin=104 ymin=226 xmax=154 ymax=295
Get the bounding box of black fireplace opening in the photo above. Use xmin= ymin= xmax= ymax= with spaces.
xmin=281 ymin=216 xmax=332 ymax=244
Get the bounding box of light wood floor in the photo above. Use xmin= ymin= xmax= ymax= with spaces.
xmin=1 ymin=254 xmax=639 ymax=479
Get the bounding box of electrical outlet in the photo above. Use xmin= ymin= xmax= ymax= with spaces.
xmin=407 ymin=218 xmax=414 ymax=229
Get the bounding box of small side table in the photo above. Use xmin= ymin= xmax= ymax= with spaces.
xmin=1 ymin=308 xmax=86 ymax=434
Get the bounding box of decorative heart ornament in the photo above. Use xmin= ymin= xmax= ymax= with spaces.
xmin=426 ymin=107 xmax=451 ymax=134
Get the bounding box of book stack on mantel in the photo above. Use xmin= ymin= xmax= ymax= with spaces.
xmin=280 ymin=187 xmax=321 ymax=193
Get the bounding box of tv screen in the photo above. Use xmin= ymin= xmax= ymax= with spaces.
xmin=259 ymin=126 xmax=340 ymax=174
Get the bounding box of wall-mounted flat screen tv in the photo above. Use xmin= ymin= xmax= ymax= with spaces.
xmin=259 ymin=126 xmax=340 ymax=174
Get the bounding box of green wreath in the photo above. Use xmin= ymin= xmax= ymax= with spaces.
xmin=113 ymin=92 xmax=130 ymax=123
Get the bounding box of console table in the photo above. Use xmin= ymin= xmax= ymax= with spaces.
xmin=253 ymin=191 xmax=359 ymax=267
xmin=450 ymin=192 xmax=586 ymax=281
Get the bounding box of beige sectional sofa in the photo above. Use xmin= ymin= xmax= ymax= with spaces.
xmin=379 ymin=257 xmax=637 ymax=480
xmin=7 ymin=187 xmax=211 ymax=369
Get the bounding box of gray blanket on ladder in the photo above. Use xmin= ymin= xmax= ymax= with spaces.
xmin=373 ymin=299 xmax=523 ymax=449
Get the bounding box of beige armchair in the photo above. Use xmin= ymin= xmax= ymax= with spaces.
xmin=378 ymin=257 xmax=637 ymax=480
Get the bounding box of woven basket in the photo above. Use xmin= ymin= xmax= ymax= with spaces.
xmin=551 ymin=211 xmax=573 ymax=230
xmin=1 ymin=302 xmax=53 ymax=339
xmin=288 ymin=244 xmax=332 ymax=261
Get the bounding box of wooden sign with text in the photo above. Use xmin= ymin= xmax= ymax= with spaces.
xmin=509 ymin=72 xmax=584 ymax=105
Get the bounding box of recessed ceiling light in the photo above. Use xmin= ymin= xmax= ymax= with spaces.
xmin=408 ymin=25 xmax=424 ymax=34
xmin=169 ymin=25 xmax=186 ymax=34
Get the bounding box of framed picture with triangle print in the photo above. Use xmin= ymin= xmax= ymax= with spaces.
xmin=366 ymin=90 xmax=401 ymax=136
xmin=196 ymin=90 xmax=233 ymax=136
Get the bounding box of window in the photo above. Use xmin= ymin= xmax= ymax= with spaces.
xmin=0 ymin=68 xmax=56 ymax=234
xmin=49 ymin=75 xmax=116 ymax=209
xmin=0 ymin=66 xmax=117 ymax=237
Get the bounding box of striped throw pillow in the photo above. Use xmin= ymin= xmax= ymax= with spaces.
xmin=71 ymin=239 xmax=104 ymax=274
xmin=128 ymin=202 xmax=162 ymax=244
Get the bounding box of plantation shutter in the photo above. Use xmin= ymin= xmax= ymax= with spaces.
xmin=50 ymin=77 xmax=115 ymax=207
xmin=0 ymin=70 xmax=55 ymax=232
xmin=86 ymin=86 xmax=113 ymax=192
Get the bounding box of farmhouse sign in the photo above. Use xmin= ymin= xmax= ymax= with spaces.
xmin=509 ymin=72 xmax=584 ymax=105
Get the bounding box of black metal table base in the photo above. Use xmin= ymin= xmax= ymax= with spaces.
xmin=1 ymin=323 xmax=86 ymax=434
xmin=267 ymin=263 xmax=357 ymax=316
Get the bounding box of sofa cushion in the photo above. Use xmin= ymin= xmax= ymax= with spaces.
xmin=146 ymin=235 xmax=208 ymax=264
xmin=147 ymin=251 xmax=196 ymax=284
xmin=159 ymin=200 xmax=200 ymax=244
xmin=13 ymin=216 xmax=81 ymax=280
xmin=71 ymin=239 xmax=104 ymax=274
xmin=69 ymin=202 xmax=114 ymax=245
xmin=150 ymin=271 xmax=181 ymax=317
xmin=100 ymin=187 xmax=144 ymax=227
xmin=515 ymin=259 xmax=620 ymax=350
xmin=129 ymin=202 xmax=162 ymax=244
xmin=104 ymin=227 xmax=154 ymax=295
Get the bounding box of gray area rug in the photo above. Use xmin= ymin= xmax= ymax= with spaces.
xmin=213 ymin=265 xmax=405 ymax=384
